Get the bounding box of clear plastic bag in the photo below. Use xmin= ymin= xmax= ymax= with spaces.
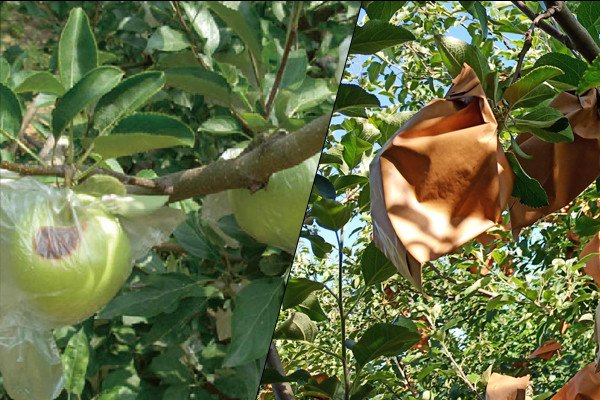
xmin=0 ymin=171 xmax=185 ymax=399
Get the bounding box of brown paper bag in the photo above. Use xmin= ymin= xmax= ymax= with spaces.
xmin=370 ymin=64 xmax=513 ymax=288
xmin=510 ymin=89 xmax=600 ymax=231
xmin=552 ymin=362 xmax=600 ymax=400
xmin=486 ymin=373 xmax=531 ymax=400
xmin=581 ymin=233 xmax=600 ymax=286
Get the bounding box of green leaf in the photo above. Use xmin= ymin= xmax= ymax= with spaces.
xmin=434 ymin=35 xmax=468 ymax=77
xmin=504 ymin=66 xmax=564 ymax=105
xmin=61 ymin=328 xmax=90 ymax=395
xmin=533 ymin=53 xmax=588 ymax=88
xmin=575 ymin=215 xmax=600 ymax=237
xmin=282 ymin=278 xmax=325 ymax=310
xmin=295 ymin=292 xmax=329 ymax=322
xmin=91 ymin=113 xmax=194 ymax=158
xmin=206 ymin=2 xmax=262 ymax=72
xmin=143 ymin=297 xmax=210 ymax=345
xmin=578 ymin=56 xmax=600 ymax=94
xmin=506 ymin=152 xmax=549 ymax=208
xmin=361 ymin=242 xmax=397 ymax=286
xmin=14 ymin=72 xmax=65 ymax=95
xmin=349 ymin=20 xmax=415 ymax=54
xmin=0 ymin=57 xmax=9 ymax=85
xmin=341 ymin=131 xmax=372 ymax=169
xmin=577 ymin=2 xmax=600 ymax=46
xmin=274 ymin=312 xmax=318 ymax=342
xmin=311 ymin=199 xmax=352 ymax=231
xmin=0 ymin=83 xmax=22 ymax=137
xmin=224 ymin=277 xmax=285 ymax=367
xmin=93 ymin=71 xmax=165 ymax=135
xmin=365 ymin=2 xmax=406 ymax=21
xmin=146 ymin=26 xmax=190 ymax=53
xmin=313 ymin=174 xmax=336 ymax=200
xmin=281 ymin=49 xmax=308 ymax=90
xmin=99 ymin=273 xmax=216 ymax=319
xmin=512 ymin=106 xmax=574 ymax=143
xmin=334 ymin=84 xmax=381 ymax=117
xmin=511 ymin=83 xmax=558 ymax=109
xmin=174 ymin=217 xmax=220 ymax=260
xmin=305 ymin=234 xmax=333 ymax=259
xmin=199 ymin=116 xmax=242 ymax=135
xmin=460 ymin=1 xmax=488 ymax=37
xmin=351 ymin=320 xmax=421 ymax=368
xmin=58 ymin=7 xmax=98 ymax=89
xmin=164 ymin=67 xmax=231 ymax=106
xmin=52 ymin=66 xmax=124 ymax=136
xmin=181 ymin=2 xmax=220 ymax=56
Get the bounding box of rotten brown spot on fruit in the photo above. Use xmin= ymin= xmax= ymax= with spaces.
xmin=34 ymin=225 xmax=82 ymax=260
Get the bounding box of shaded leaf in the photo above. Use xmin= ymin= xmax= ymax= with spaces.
xmin=274 ymin=312 xmax=318 ymax=342
xmin=534 ymin=53 xmax=588 ymax=87
xmin=504 ymin=66 xmax=563 ymax=105
xmin=146 ymin=26 xmax=190 ymax=52
xmin=311 ymin=199 xmax=352 ymax=231
xmin=58 ymin=7 xmax=98 ymax=88
xmin=62 ymin=328 xmax=90 ymax=395
xmin=165 ymin=67 xmax=231 ymax=106
xmin=352 ymin=320 xmax=420 ymax=367
xmin=224 ymin=278 xmax=285 ymax=367
xmin=94 ymin=71 xmax=165 ymax=135
xmin=282 ymin=278 xmax=325 ymax=310
xmin=361 ymin=242 xmax=397 ymax=286
xmin=52 ymin=66 xmax=123 ymax=136
xmin=506 ymin=152 xmax=549 ymax=208
xmin=91 ymin=113 xmax=194 ymax=158
xmin=578 ymin=56 xmax=600 ymax=94
xmin=0 ymin=83 xmax=22 ymax=137
xmin=14 ymin=72 xmax=65 ymax=95
xmin=335 ymin=84 xmax=381 ymax=117
xmin=365 ymin=2 xmax=406 ymax=21
xmin=350 ymin=20 xmax=414 ymax=54
xmin=98 ymin=274 xmax=216 ymax=319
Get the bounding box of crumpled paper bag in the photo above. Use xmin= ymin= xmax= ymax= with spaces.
xmin=370 ymin=64 xmax=513 ymax=288
xmin=581 ymin=232 xmax=600 ymax=286
xmin=552 ymin=362 xmax=600 ymax=400
xmin=486 ymin=372 xmax=531 ymax=400
xmin=510 ymin=88 xmax=600 ymax=231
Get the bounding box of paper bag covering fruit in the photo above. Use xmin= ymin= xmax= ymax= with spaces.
xmin=552 ymin=362 xmax=600 ymax=400
xmin=485 ymin=372 xmax=531 ymax=400
xmin=370 ymin=64 xmax=513 ymax=288
xmin=581 ymin=232 xmax=600 ymax=286
xmin=510 ymin=88 xmax=600 ymax=231
xmin=0 ymin=172 xmax=185 ymax=400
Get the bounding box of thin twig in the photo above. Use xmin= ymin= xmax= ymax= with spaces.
xmin=264 ymin=2 xmax=303 ymax=117
xmin=510 ymin=1 xmax=574 ymax=51
xmin=440 ymin=340 xmax=482 ymax=398
xmin=511 ymin=26 xmax=535 ymax=84
xmin=335 ymin=229 xmax=351 ymax=400
xmin=0 ymin=131 xmax=45 ymax=165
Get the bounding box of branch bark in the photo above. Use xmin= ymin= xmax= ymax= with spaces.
xmin=544 ymin=1 xmax=600 ymax=63
xmin=511 ymin=1 xmax=574 ymax=51
xmin=1 ymin=115 xmax=331 ymax=203
xmin=266 ymin=343 xmax=295 ymax=400
xmin=157 ymin=114 xmax=330 ymax=202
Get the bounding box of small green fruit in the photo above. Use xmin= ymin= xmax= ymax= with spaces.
xmin=8 ymin=200 xmax=131 ymax=326
xmin=229 ymin=153 xmax=320 ymax=252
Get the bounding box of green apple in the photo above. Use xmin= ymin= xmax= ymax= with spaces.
xmin=7 ymin=199 xmax=131 ymax=326
xmin=228 ymin=153 xmax=320 ymax=252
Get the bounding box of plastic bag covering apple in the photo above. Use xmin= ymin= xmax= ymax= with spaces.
xmin=509 ymin=88 xmax=600 ymax=231
xmin=369 ymin=64 xmax=514 ymax=289
xmin=0 ymin=173 xmax=185 ymax=400
xmin=485 ymin=372 xmax=531 ymax=400
xmin=553 ymin=362 xmax=600 ymax=400
xmin=229 ymin=152 xmax=321 ymax=253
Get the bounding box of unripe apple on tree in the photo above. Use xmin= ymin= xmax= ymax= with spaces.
xmin=7 ymin=199 xmax=131 ymax=326
xmin=229 ymin=153 xmax=320 ymax=252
